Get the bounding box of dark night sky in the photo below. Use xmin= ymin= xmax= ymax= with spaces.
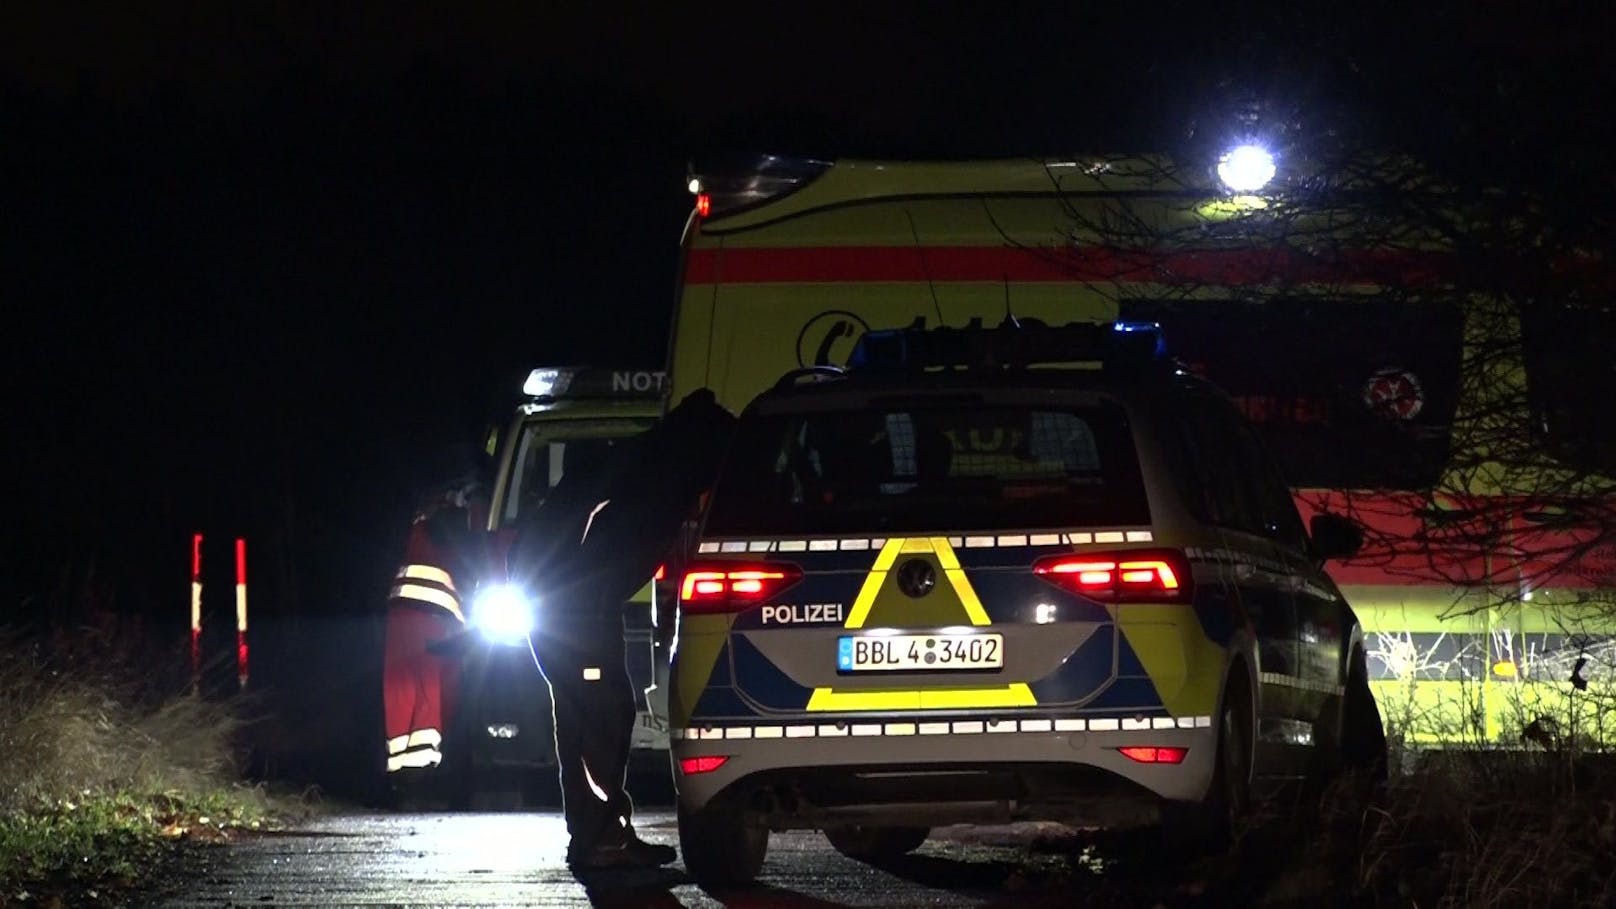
xmin=3 ymin=3 xmax=1612 ymax=634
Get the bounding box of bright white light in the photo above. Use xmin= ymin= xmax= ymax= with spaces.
xmin=687 ymin=177 xmax=703 ymax=194
xmin=1035 ymin=603 xmax=1057 ymax=625
xmin=471 ymin=583 xmax=536 ymax=644
xmin=1217 ymin=144 xmax=1277 ymax=193
xmin=522 ymin=368 xmax=565 ymax=398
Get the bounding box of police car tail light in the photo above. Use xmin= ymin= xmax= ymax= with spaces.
xmin=1033 ymin=550 xmax=1192 ymax=602
xmin=1118 ymin=745 xmax=1188 ymax=764
xmin=679 ymin=561 xmax=804 ymax=614
xmin=679 ymin=755 xmax=729 ymax=775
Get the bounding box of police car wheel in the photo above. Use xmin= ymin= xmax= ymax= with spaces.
xmin=677 ymin=802 xmax=767 ymax=884
xmin=823 ymin=825 xmax=929 ymax=861
xmin=1340 ymin=650 xmax=1388 ymax=781
xmin=1160 ymin=672 xmax=1251 ymax=854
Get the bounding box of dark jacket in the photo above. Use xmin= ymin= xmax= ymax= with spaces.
xmin=509 ymin=389 xmax=738 ymax=616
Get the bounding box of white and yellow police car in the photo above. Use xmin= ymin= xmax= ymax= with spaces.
xmin=668 ymin=321 xmax=1382 ymax=883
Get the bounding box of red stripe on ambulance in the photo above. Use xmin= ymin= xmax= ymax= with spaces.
xmin=684 ymin=245 xmax=1446 ymax=287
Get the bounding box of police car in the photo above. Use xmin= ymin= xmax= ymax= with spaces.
xmin=668 ymin=321 xmax=1382 ymax=883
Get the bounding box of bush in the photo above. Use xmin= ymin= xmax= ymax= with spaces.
xmin=0 ymin=628 xmax=271 ymax=904
xmin=1345 ymin=748 xmax=1616 ymax=908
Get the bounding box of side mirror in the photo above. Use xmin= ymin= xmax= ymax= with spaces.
xmin=1310 ymin=512 xmax=1364 ymax=561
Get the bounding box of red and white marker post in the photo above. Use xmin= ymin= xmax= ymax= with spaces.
xmin=235 ymin=537 xmax=249 ymax=689
xmin=190 ymin=533 xmax=203 ymax=694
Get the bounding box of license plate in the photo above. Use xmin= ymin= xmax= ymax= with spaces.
xmin=837 ymin=633 xmax=1004 ymax=672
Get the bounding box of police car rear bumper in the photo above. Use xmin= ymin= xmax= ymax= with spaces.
xmin=672 ymin=716 xmax=1218 ymax=824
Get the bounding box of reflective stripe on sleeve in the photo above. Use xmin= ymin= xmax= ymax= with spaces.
xmin=397 ymin=564 xmax=457 ymax=591
xmin=390 ymin=583 xmax=465 ymax=622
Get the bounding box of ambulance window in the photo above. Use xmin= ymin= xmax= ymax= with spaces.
xmin=1522 ymin=301 xmax=1616 ymax=474
xmin=1156 ymin=401 xmax=1217 ymax=524
xmin=1364 ymin=631 xmax=1486 ymax=681
xmin=1119 ymin=298 xmax=1464 ymax=489
xmin=1511 ymin=633 xmax=1616 ymax=684
xmin=1173 ymin=398 xmax=1267 ymax=537
xmin=706 ymin=402 xmax=1148 ymax=535
xmin=1235 ymin=422 xmax=1311 ymax=553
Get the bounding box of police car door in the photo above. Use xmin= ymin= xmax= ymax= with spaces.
xmin=1234 ymin=422 xmax=1348 ymax=747
xmin=1175 ymin=395 xmax=1308 ymax=772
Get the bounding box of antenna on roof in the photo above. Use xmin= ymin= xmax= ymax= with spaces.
xmin=904 ymin=208 xmax=946 ymax=328
xmin=1001 ymin=275 xmax=1018 ymax=328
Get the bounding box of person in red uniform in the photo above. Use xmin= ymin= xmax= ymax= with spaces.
xmin=510 ymin=389 xmax=737 ymax=871
xmin=381 ymin=476 xmax=485 ymax=788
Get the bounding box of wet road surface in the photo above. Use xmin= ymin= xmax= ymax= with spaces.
xmin=157 ymin=811 xmax=1099 ymax=908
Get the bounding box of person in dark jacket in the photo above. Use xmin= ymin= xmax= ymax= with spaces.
xmin=509 ymin=389 xmax=737 ymax=871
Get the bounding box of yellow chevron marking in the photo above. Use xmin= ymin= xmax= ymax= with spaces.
xmin=845 ymin=537 xmax=991 ymax=630
xmin=671 ymin=613 xmax=737 ymax=727
xmin=806 ymin=683 xmax=1037 ymax=712
xmin=842 ymin=537 xmax=905 ymax=629
xmin=810 ymin=537 xmax=1032 ymax=712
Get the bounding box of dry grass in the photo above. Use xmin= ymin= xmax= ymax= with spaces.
xmin=1343 ymin=748 xmax=1616 ymax=909
xmin=1206 ymin=746 xmax=1616 ymax=908
xmin=0 ymin=630 xmax=243 ymax=809
xmin=0 ymin=628 xmax=274 ymax=905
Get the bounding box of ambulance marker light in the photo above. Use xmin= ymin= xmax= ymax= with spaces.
xmin=679 ymin=755 xmax=729 ymax=775
xmin=1118 ymin=746 xmax=1188 ymax=764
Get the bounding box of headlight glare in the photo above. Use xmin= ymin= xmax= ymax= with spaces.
xmin=470 ymin=583 xmax=535 ymax=644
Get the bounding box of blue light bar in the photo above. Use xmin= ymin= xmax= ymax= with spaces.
xmin=1111 ymin=321 xmax=1168 ymax=359
xmin=847 ymin=320 xmax=1168 ymax=373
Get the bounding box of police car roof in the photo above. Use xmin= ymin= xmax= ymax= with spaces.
xmin=752 ymin=319 xmax=1214 ymax=411
xmin=746 ymin=363 xmax=1208 ymax=416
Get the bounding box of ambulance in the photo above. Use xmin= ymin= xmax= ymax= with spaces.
xmin=665 ymin=152 xmax=1616 ymax=751
xmin=450 ymin=366 xmax=670 ymax=805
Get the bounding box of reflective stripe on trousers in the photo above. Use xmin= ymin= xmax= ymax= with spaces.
xmin=386 ymin=726 xmax=444 ymax=772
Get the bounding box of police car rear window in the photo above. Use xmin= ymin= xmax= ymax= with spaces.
xmin=704 ymin=403 xmax=1149 ymax=535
